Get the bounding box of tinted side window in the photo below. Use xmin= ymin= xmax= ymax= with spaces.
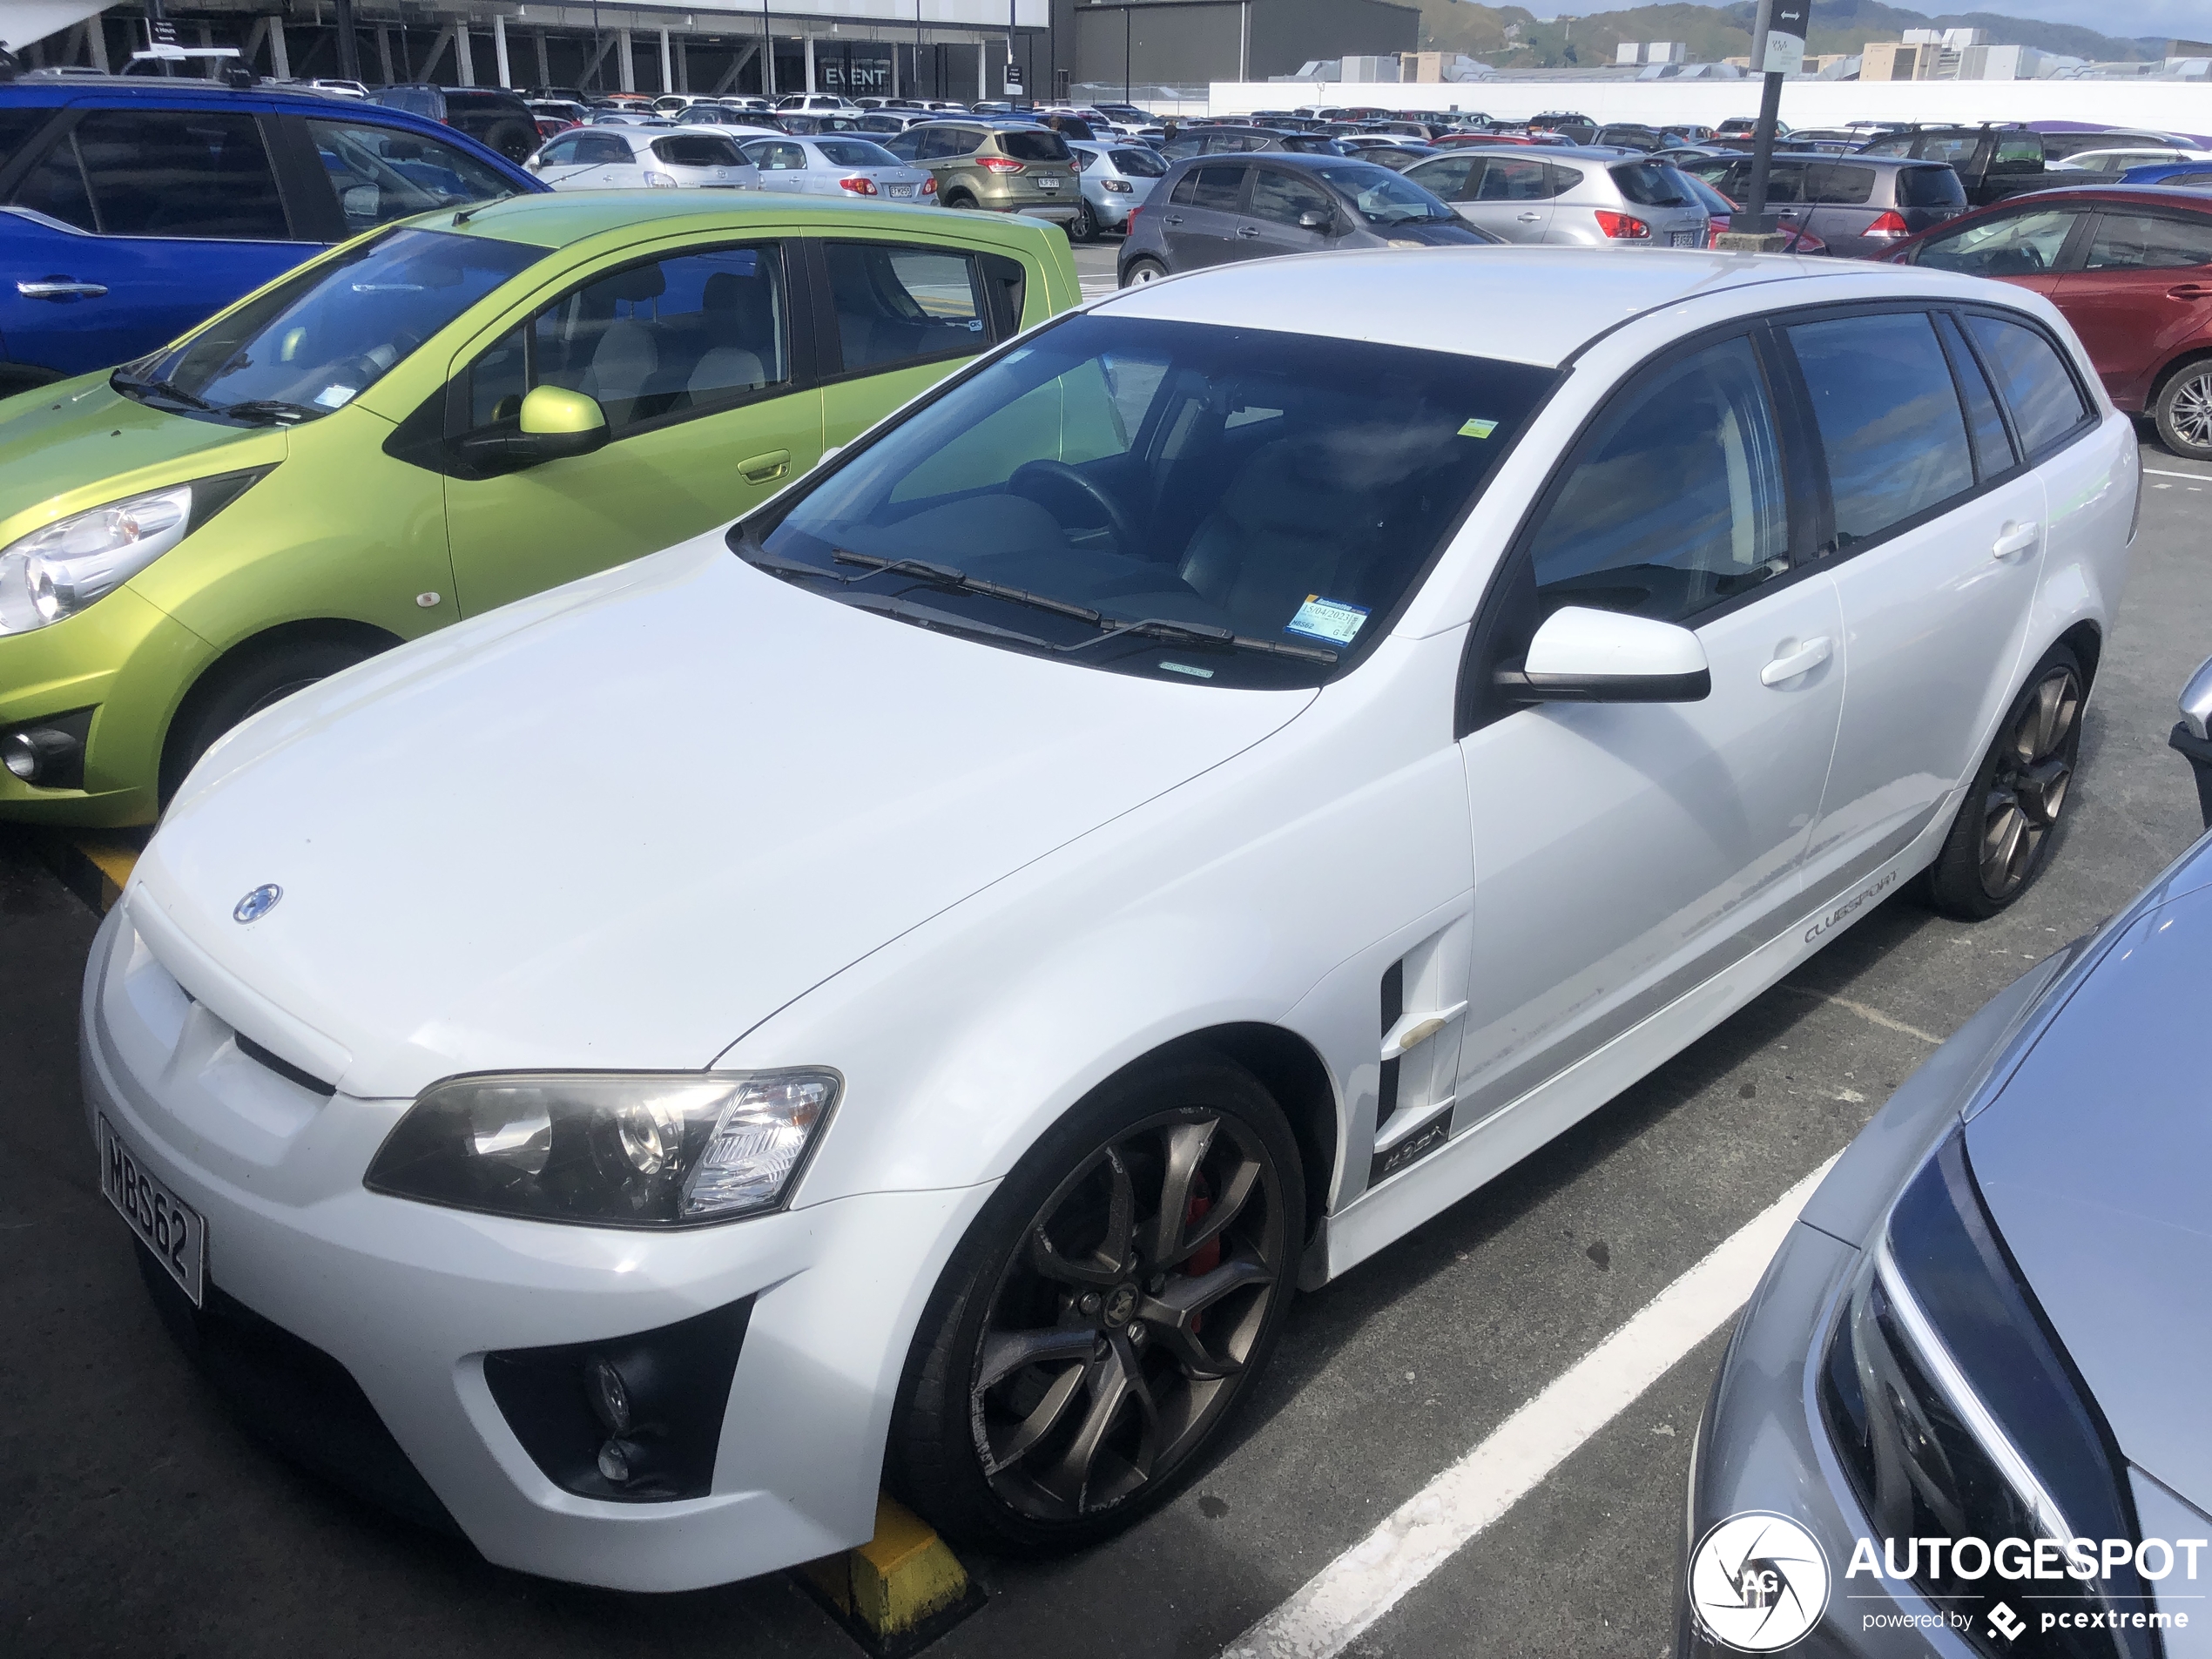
xmin=1409 ymin=156 xmax=1476 ymax=199
xmin=1611 ymin=159 xmax=1693 ymax=206
xmin=1803 ymin=163 xmax=1876 ymax=205
xmin=577 ymin=133 xmax=635 ymax=165
xmin=1526 ymin=335 xmax=1789 ymax=626
xmin=825 ymin=242 xmax=986 ymax=374
xmin=1475 ymin=157 xmax=1548 ymax=201
xmin=310 ymin=120 xmax=517 ymax=234
xmin=1912 ymin=206 xmax=2077 ymax=277
xmin=1189 ymin=164 xmax=1245 ymax=212
xmin=2082 ymin=212 xmax=2212 ymax=271
xmin=1544 ymin=164 xmax=1584 ymax=195
xmin=1935 ymin=313 xmax=2013 ymax=480
xmin=490 ymin=246 xmax=792 ymax=435
xmin=1787 ymin=312 xmax=1973 ymax=550
xmin=0 ymin=108 xmax=54 ymax=171
xmin=10 ymin=130 xmax=96 ymax=230
xmin=1897 ymin=165 xmax=1966 ymax=209
xmin=71 ymin=111 xmax=289 ymax=240
xmin=1966 ymin=313 xmax=2091 ymax=457
xmin=1168 ymin=169 xmax=1202 ymax=206
xmin=1000 ymin=131 xmax=1069 ymax=163
xmin=1248 ymin=167 xmax=1334 ymax=226
xmin=652 ymin=134 xmax=743 ymax=168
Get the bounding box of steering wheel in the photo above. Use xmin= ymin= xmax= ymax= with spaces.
xmin=1008 ymin=459 xmax=1142 ymax=554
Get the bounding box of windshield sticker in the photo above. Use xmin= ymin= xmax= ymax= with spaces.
xmin=1285 ymin=596 xmax=1368 ymax=645
xmin=1158 ymin=660 xmax=1215 ymax=679
xmin=1458 ymin=417 xmax=1499 ymax=440
xmin=314 ymin=385 xmax=357 ymax=408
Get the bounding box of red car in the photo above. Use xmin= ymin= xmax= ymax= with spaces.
xmin=1885 ymin=185 xmax=2212 ymax=459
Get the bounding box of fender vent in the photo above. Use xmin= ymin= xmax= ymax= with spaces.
xmin=1377 ymin=960 xmax=1405 ymax=1130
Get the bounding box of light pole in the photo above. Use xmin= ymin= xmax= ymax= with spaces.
xmin=1729 ymin=0 xmax=1807 ymax=248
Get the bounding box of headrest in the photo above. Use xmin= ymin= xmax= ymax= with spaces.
xmin=1217 ymin=440 xmax=1372 ymax=536
xmin=598 ymin=262 xmax=666 ymax=302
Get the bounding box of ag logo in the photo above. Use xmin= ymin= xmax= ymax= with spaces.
xmin=1689 ymin=1512 xmax=1831 ymax=1652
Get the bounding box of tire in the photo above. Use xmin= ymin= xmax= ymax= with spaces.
xmin=2154 ymin=360 xmax=2212 ymax=462
xmin=942 ymin=189 xmax=977 ymax=211
xmin=159 ymin=636 xmax=382 ymax=804
xmin=1120 ymin=256 xmax=1169 ymax=288
xmin=1921 ymin=644 xmax=2084 ymax=921
xmin=1069 ymin=198 xmax=1098 ymax=244
xmin=887 ymin=1055 xmax=1304 ymax=1556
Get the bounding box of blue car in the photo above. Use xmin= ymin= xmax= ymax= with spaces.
xmin=2117 ymin=158 xmax=2212 ymax=192
xmin=0 ymin=78 xmax=543 ymax=394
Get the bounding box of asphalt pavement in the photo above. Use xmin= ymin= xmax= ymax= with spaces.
xmin=3 ymin=414 xmax=2208 ymax=1659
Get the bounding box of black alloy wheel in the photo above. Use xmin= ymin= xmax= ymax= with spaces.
xmin=888 ymin=1059 xmax=1300 ymax=1554
xmin=1069 ymin=197 xmax=1098 ymax=243
xmin=1925 ymin=645 xmax=2083 ymax=919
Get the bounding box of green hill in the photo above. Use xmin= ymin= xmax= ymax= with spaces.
xmin=1413 ymin=0 xmax=2160 ymax=66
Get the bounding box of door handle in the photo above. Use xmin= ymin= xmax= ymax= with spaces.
xmin=2167 ymin=283 xmax=2212 ymax=301
xmin=17 ymin=279 xmax=108 ymax=300
xmin=1992 ymin=520 xmax=2040 ymax=559
xmin=1237 ymin=225 xmax=1260 ymax=238
xmin=738 ymin=448 xmax=790 ymax=484
xmin=1760 ymin=636 xmax=1833 ymax=686
xmin=1516 ymin=211 xmax=1541 ymax=221
xmin=1163 ymin=214 xmax=1183 ymax=225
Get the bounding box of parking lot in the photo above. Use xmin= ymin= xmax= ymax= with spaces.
xmin=3 ymin=436 xmax=2204 ymax=1658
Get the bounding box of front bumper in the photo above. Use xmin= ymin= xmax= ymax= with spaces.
xmin=80 ymin=902 xmax=993 ymax=1589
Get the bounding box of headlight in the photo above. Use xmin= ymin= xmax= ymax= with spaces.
xmin=0 ymin=470 xmax=266 ymax=637
xmin=1819 ymin=1131 xmax=2151 ymax=1657
xmin=364 ymin=1069 xmax=840 ymax=1226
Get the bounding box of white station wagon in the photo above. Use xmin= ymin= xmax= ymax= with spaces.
xmin=84 ymin=248 xmax=2135 ymax=1588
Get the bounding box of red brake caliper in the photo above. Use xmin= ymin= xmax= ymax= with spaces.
xmin=1184 ymin=1187 xmax=1218 ymax=1335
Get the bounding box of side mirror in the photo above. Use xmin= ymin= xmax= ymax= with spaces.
xmin=1496 ymin=605 xmax=1711 ymax=703
xmin=2167 ymin=653 xmax=2212 ymax=829
xmin=456 ymin=386 xmax=609 ymax=473
xmin=1298 ymin=208 xmax=1336 ymax=233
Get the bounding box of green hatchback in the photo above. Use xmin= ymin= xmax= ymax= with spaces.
xmin=0 ymin=192 xmax=1078 ymax=826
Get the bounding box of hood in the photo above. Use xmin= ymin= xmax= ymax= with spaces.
xmin=1966 ymin=873 xmax=2212 ymax=1515
xmin=0 ymin=377 xmax=286 ymax=539
xmin=133 ymin=537 xmax=1314 ymax=1099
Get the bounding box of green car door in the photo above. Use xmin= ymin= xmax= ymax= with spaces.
xmin=437 ymin=236 xmax=826 ymax=617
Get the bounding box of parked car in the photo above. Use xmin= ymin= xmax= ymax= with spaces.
xmin=1120 ymin=152 xmax=1492 ymax=282
xmin=775 ymin=93 xmax=858 ymax=113
xmin=1677 ymin=149 xmax=1967 ymax=258
xmin=370 ymin=84 xmax=540 ymax=163
xmin=1885 ymin=185 xmax=2212 ymax=459
xmin=1678 ymin=170 xmax=1827 ymax=253
xmin=1527 ymin=109 xmax=1598 ymax=143
xmin=738 ymin=134 xmax=931 ymax=202
xmin=1361 ymin=143 xmax=1443 ymax=172
xmin=879 ymin=119 xmax=1079 ymax=228
xmin=2118 ymin=158 xmax=2212 ymax=192
xmin=856 ymin=110 xmax=934 ymax=137
xmin=0 ymin=79 xmax=539 ymax=394
xmin=1161 ymin=124 xmax=1302 ymax=160
xmin=1593 ymin=123 xmax=1665 ymax=152
xmin=528 ymin=125 xmax=759 ymax=191
xmin=772 ymin=111 xmax=867 ymax=137
xmin=1401 ymin=146 xmax=1709 ymax=249
xmin=1857 ymin=123 xmax=2053 ymax=207
xmin=1065 ymin=138 xmax=1166 ymax=240
xmin=2040 ymin=125 xmax=2201 ymax=164
xmin=78 ymin=246 xmax=2134 ymax=1595
xmin=0 ymin=192 xmax=1079 ymax=825
xmin=1682 ymin=651 xmax=2212 ymax=1658
xmin=2051 ymin=145 xmax=2212 ymax=178
xmin=676 ymin=105 xmax=779 ymax=132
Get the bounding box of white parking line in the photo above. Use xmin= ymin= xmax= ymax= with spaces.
xmin=1220 ymin=1153 xmax=1843 ymax=1659
xmin=2144 ymin=468 xmax=2212 ymax=481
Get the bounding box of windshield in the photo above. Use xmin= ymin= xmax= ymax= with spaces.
xmin=817 ymin=138 xmax=902 ymax=167
xmin=120 ymin=227 xmax=545 ymax=423
xmin=1111 ymin=147 xmax=1167 ymax=176
xmin=1310 ymin=162 xmax=1453 ymax=223
xmin=742 ymin=314 xmax=1557 ymax=690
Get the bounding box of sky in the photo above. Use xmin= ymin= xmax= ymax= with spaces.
xmin=1514 ymin=0 xmax=2206 ymax=39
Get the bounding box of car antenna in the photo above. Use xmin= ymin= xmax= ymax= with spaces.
xmin=453 ymin=192 xmax=518 ymax=226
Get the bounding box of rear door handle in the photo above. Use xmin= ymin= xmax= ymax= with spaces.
xmin=1163 ymin=214 xmax=1183 ymax=225
xmin=2168 ymin=283 xmax=2212 ymax=301
xmin=738 ymin=448 xmax=790 ymax=484
xmin=17 ymin=279 xmax=108 ymax=300
xmin=1516 ymin=211 xmax=1541 ymax=221
xmin=1760 ymin=636 xmax=1832 ymax=686
xmin=1992 ymin=520 xmax=2040 ymax=559
xmin=1237 ymin=225 xmax=1260 ymax=238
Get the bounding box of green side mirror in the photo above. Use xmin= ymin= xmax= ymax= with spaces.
xmin=457 ymin=386 xmax=610 ymax=474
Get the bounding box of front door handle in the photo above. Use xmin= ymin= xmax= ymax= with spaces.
xmin=2167 ymin=283 xmax=2212 ymax=301
xmin=1163 ymin=213 xmax=1183 ymax=225
xmin=1237 ymin=225 xmax=1260 ymax=238
xmin=1992 ymin=520 xmax=2040 ymax=559
xmin=1760 ymin=636 xmax=1833 ymax=686
xmin=738 ymin=448 xmax=790 ymax=484
xmin=1516 ymin=211 xmax=1541 ymax=221
xmin=17 ymin=279 xmax=109 ymax=300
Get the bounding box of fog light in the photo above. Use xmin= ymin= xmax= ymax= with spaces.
xmin=1 ymin=723 xmax=83 ymax=785
xmin=583 ymin=1353 xmax=631 ymax=1433
xmin=597 ymin=1437 xmax=637 ymax=1483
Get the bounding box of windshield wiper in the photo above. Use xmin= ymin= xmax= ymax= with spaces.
xmin=831 ymin=549 xmax=1104 ymax=625
xmin=836 ymin=590 xmax=1060 ymax=651
xmin=221 ymin=398 xmax=326 ymax=425
xmin=1062 ymin=615 xmax=1339 ymax=665
xmin=111 ymin=370 xmax=215 ymax=411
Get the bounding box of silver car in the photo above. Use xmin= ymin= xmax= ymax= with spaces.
xmin=1403 ymin=145 xmax=1709 ymax=248
xmin=1065 ymin=138 xmax=1166 ymax=241
xmin=529 ymin=125 xmax=761 ymax=191
xmin=738 ymin=134 xmax=934 ymax=203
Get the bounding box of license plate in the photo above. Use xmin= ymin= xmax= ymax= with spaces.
xmin=100 ymin=1114 xmax=206 ymax=1307
xmin=1671 ymin=230 xmax=1700 ymax=247
xmin=1038 ymin=177 xmax=1060 ymax=191
xmin=887 ymin=182 xmax=914 ymax=198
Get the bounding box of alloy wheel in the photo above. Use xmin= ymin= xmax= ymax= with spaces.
xmin=1979 ymin=664 xmax=2080 ymax=900
xmin=968 ymin=1109 xmax=1285 ymax=1521
xmin=2169 ymin=370 xmax=2212 ymax=452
